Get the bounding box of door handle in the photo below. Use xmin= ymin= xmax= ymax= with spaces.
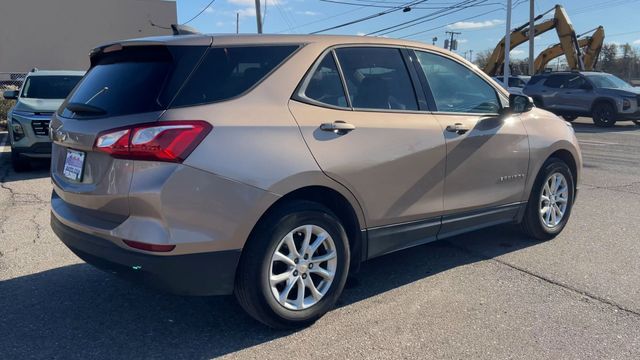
xmin=320 ymin=121 xmax=356 ymax=135
xmin=445 ymin=123 xmax=470 ymax=135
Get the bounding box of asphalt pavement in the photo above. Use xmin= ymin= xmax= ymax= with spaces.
xmin=1 ymin=118 xmax=639 ymax=359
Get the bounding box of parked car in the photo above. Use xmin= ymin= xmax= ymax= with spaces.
xmin=50 ymin=34 xmax=581 ymax=328
xmin=3 ymin=69 xmax=85 ymax=170
xmin=523 ymin=71 xmax=640 ymax=127
xmin=493 ymin=75 xmax=531 ymax=88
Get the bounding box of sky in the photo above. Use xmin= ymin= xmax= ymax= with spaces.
xmin=174 ymin=0 xmax=640 ymax=61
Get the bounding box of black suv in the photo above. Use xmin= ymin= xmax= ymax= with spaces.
xmin=523 ymin=71 xmax=640 ymax=127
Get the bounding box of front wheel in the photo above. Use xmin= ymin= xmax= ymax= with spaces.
xmin=521 ymin=158 xmax=575 ymax=241
xmin=234 ymin=201 xmax=350 ymax=329
xmin=592 ymin=102 xmax=616 ymax=127
xmin=632 ymin=120 xmax=640 ymax=126
xmin=562 ymin=115 xmax=578 ymax=122
xmin=11 ymin=149 xmax=30 ymax=172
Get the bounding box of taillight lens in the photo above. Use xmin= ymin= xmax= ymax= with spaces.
xmin=94 ymin=121 xmax=212 ymax=162
xmin=123 ymin=239 xmax=176 ymax=252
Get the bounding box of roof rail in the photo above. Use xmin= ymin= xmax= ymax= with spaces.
xmin=171 ymin=24 xmax=200 ymax=36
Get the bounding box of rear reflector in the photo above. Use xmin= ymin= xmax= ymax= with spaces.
xmin=123 ymin=240 xmax=176 ymax=252
xmin=94 ymin=121 xmax=212 ymax=162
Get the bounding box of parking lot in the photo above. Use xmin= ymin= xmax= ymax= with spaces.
xmin=1 ymin=117 xmax=639 ymax=359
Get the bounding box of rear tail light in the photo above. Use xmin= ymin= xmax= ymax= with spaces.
xmin=94 ymin=121 xmax=212 ymax=162
xmin=123 ymin=239 xmax=176 ymax=252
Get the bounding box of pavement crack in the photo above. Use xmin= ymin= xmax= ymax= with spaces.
xmin=581 ymin=181 xmax=640 ymax=196
xmin=444 ymin=241 xmax=640 ymax=318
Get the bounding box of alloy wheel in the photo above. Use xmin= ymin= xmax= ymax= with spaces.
xmin=269 ymin=224 xmax=338 ymax=310
xmin=539 ymin=172 xmax=569 ymax=228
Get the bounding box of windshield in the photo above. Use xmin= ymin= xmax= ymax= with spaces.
xmin=20 ymin=75 xmax=82 ymax=99
xmin=585 ymin=74 xmax=632 ymax=89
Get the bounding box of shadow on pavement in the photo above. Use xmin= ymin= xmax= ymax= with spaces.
xmin=0 ymin=224 xmax=538 ymax=359
xmin=0 ymin=132 xmax=50 ymax=182
xmin=572 ymin=121 xmax=639 ymax=134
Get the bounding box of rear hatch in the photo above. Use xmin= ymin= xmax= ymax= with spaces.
xmin=51 ymin=39 xmax=211 ymax=218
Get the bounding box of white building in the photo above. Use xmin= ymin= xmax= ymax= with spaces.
xmin=0 ymin=0 xmax=177 ymax=72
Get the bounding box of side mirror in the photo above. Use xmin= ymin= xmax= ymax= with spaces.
xmin=508 ymin=94 xmax=534 ymax=114
xmin=3 ymin=90 xmax=18 ymax=100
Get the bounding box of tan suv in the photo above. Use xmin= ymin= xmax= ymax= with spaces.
xmin=50 ymin=34 xmax=582 ymax=328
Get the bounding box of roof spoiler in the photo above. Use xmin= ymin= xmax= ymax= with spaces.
xmin=171 ymin=24 xmax=200 ymax=36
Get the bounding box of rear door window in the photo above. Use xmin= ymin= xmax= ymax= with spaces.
xmin=334 ymin=47 xmax=419 ymax=111
xmin=543 ymin=74 xmax=571 ymax=88
xmin=59 ymin=46 xmax=207 ymax=118
xmin=300 ymin=53 xmax=348 ymax=108
xmin=171 ymin=45 xmax=299 ymax=107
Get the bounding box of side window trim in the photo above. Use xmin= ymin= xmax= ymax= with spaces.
xmin=411 ymin=49 xmax=505 ymax=115
xmin=400 ymin=48 xmax=430 ymax=111
xmin=294 ymin=45 xmax=429 ymax=114
xmin=405 ymin=49 xmax=437 ymax=112
xmin=331 ymin=49 xmax=353 ymax=109
xmin=292 ymin=48 xmax=353 ymax=111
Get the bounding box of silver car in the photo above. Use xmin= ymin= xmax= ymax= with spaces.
xmin=50 ymin=34 xmax=582 ymax=328
xmin=3 ymin=70 xmax=84 ymax=170
xmin=523 ymin=71 xmax=640 ymax=127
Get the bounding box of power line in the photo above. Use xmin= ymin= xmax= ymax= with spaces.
xmin=309 ymin=0 xmax=429 ymax=34
xmin=182 ymin=0 xmax=217 ymax=25
xmin=367 ymin=0 xmax=489 ymax=36
xmin=399 ymin=7 xmax=502 ymax=39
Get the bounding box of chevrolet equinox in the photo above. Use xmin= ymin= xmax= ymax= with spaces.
xmin=50 ymin=34 xmax=582 ymax=328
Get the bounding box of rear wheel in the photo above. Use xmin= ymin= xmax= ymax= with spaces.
xmin=521 ymin=158 xmax=575 ymax=241
xmin=234 ymin=201 xmax=350 ymax=329
xmin=592 ymin=102 xmax=616 ymax=127
xmin=562 ymin=115 xmax=578 ymax=122
xmin=11 ymin=149 xmax=30 ymax=172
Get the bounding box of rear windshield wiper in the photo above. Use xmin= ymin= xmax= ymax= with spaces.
xmin=65 ymin=102 xmax=107 ymax=115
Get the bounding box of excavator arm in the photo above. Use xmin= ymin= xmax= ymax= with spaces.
xmin=483 ymin=5 xmax=582 ymax=76
xmin=534 ymin=38 xmax=590 ymax=73
xmin=583 ymin=26 xmax=605 ymax=70
xmin=483 ymin=16 xmax=556 ymax=76
xmin=534 ymin=26 xmax=605 ymax=73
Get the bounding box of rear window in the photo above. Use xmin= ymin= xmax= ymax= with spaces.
xmin=171 ymin=45 xmax=299 ymax=107
xmin=21 ymin=75 xmax=82 ymax=99
xmin=59 ymin=45 xmax=207 ymax=118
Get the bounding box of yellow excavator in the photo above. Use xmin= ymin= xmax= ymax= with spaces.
xmin=483 ymin=4 xmax=582 ymax=76
xmin=533 ymin=26 xmax=605 ymax=73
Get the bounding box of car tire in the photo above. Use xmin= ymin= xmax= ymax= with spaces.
xmin=521 ymin=158 xmax=575 ymax=241
xmin=632 ymin=120 xmax=640 ymax=126
xmin=234 ymin=200 xmax=350 ymax=329
xmin=592 ymin=102 xmax=616 ymax=127
xmin=11 ymin=149 xmax=30 ymax=172
xmin=562 ymin=115 xmax=578 ymax=122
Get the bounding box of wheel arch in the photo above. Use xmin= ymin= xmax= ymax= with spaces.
xmin=547 ymin=149 xmax=578 ymax=188
xmin=590 ymin=97 xmax=617 ymax=113
xmin=246 ymin=185 xmax=367 ymax=272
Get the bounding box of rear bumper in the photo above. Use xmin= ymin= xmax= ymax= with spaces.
xmin=51 ymin=214 xmax=241 ymax=296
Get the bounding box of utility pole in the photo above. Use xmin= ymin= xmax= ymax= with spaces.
xmin=236 ymin=12 xmax=239 ymax=34
xmin=528 ymin=0 xmax=535 ymax=75
xmin=469 ymin=50 xmax=474 ymax=62
xmin=503 ymin=0 xmax=512 ymax=87
xmin=445 ymin=31 xmax=461 ymax=51
xmin=254 ymin=0 xmax=263 ymax=34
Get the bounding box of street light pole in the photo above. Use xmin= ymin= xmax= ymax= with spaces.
xmin=503 ymin=0 xmax=512 ymax=87
xmin=255 ymin=0 xmax=263 ymax=34
xmin=528 ymin=0 xmax=535 ymax=75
